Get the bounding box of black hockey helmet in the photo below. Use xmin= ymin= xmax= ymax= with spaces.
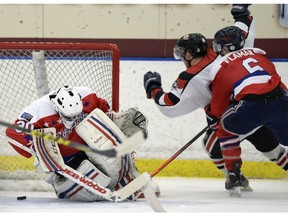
xmin=213 ymin=26 xmax=245 ymax=53
xmin=173 ymin=33 xmax=208 ymax=60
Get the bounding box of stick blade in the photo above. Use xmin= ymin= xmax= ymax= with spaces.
xmin=142 ymin=183 xmax=165 ymax=212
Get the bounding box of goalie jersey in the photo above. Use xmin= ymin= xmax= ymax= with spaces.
xmin=6 ymin=86 xmax=110 ymax=159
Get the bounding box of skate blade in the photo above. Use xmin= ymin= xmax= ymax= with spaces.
xmin=241 ymin=185 xmax=253 ymax=192
xmin=229 ymin=186 xmax=241 ymax=197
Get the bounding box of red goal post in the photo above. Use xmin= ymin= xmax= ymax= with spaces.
xmin=0 ymin=42 xmax=120 ymax=183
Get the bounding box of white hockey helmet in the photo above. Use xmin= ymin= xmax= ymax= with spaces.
xmin=50 ymin=86 xmax=83 ymax=129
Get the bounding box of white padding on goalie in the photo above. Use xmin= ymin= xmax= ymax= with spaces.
xmin=53 ymin=159 xmax=112 ymax=202
xmin=76 ymin=108 xmax=128 ymax=188
xmin=33 ymin=127 xmax=66 ymax=173
xmin=76 ymin=108 xmax=127 ymax=148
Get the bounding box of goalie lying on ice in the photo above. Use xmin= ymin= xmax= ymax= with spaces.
xmin=5 ymin=86 xmax=160 ymax=202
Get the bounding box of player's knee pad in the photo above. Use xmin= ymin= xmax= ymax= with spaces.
xmin=263 ymin=145 xmax=288 ymax=171
xmin=76 ymin=108 xmax=129 ymax=188
xmin=52 ymin=159 xmax=111 ymax=202
xmin=107 ymin=107 xmax=148 ymax=138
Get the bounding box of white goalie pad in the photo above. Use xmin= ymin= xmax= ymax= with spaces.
xmin=76 ymin=108 xmax=127 ymax=147
xmin=33 ymin=127 xmax=66 ymax=173
xmin=76 ymin=108 xmax=128 ymax=188
xmin=53 ymin=159 xmax=112 ymax=202
xmin=33 ymin=127 xmax=115 ymax=201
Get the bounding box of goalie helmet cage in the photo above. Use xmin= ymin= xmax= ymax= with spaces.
xmin=0 ymin=42 xmax=120 ymax=186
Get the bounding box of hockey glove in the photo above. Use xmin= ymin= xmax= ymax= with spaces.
xmin=206 ymin=113 xmax=219 ymax=131
xmin=231 ymin=4 xmax=251 ymax=18
xmin=144 ymin=71 xmax=162 ymax=99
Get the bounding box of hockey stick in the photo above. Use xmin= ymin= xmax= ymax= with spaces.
xmin=150 ymin=125 xmax=209 ymax=177
xmin=134 ymin=126 xmax=209 ymax=197
xmin=0 ymin=119 xmax=146 ymax=157
xmin=141 ymin=183 xmax=165 ymax=212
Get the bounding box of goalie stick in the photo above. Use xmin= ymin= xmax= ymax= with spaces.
xmin=0 ymin=119 xmax=146 ymax=157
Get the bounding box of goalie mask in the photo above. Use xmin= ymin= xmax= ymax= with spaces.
xmin=50 ymin=86 xmax=83 ymax=129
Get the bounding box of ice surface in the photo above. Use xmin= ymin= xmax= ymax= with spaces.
xmin=1 ymin=177 xmax=288 ymax=213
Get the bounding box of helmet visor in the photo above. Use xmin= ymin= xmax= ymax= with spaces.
xmin=173 ymin=46 xmax=186 ymax=60
xmin=212 ymin=40 xmax=222 ymax=53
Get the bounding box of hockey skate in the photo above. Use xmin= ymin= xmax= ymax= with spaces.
xmin=225 ymin=172 xmax=242 ymax=197
xmin=240 ymin=174 xmax=253 ymax=192
xmin=225 ymin=160 xmax=252 ymax=197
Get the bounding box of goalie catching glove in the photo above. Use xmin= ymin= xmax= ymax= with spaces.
xmin=107 ymin=107 xmax=148 ymax=138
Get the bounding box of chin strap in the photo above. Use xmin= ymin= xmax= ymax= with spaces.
xmin=184 ymin=56 xmax=197 ymax=67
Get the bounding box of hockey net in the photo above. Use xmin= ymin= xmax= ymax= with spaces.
xmin=0 ymin=42 xmax=120 ymax=188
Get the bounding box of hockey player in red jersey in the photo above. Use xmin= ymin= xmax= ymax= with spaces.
xmin=6 ymin=86 xmax=159 ymax=201
xmin=208 ymin=25 xmax=288 ymax=196
xmin=143 ymin=4 xmax=288 ymax=192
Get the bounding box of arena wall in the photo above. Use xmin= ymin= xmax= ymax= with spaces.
xmin=0 ymin=4 xmax=287 ymax=58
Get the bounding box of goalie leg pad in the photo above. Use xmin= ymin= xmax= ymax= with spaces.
xmin=129 ymin=151 xmax=161 ymax=199
xmin=76 ymin=108 xmax=128 ymax=188
xmin=33 ymin=127 xmax=66 ymax=173
xmin=116 ymin=151 xmax=161 ymax=200
xmin=53 ymin=159 xmax=112 ymax=202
